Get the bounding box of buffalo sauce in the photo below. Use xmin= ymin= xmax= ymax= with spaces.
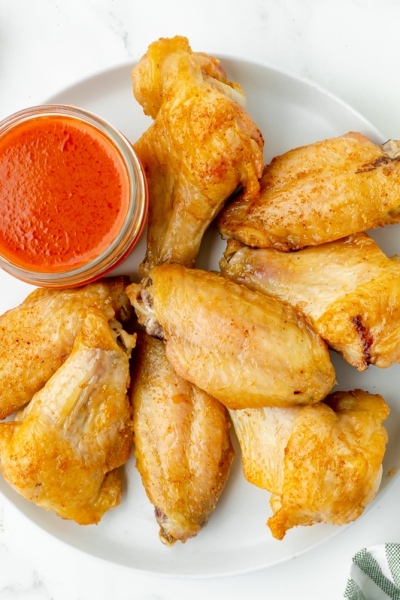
xmin=0 ymin=105 xmax=148 ymax=287
xmin=0 ymin=115 xmax=129 ymax=273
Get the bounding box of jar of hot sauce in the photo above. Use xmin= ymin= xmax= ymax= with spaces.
xmin=0 ymin=105 xmax=148 ymax=287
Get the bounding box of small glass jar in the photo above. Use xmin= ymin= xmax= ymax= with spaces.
xmin=0 ymin=105 xmax=148 ymax=288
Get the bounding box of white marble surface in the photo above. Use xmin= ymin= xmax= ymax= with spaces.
xmin=1 ymin=1 xmax=400 ymax=598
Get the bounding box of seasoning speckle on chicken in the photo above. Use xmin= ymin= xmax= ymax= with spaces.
xmin=132 ymin=35 xmax=264 ymax=274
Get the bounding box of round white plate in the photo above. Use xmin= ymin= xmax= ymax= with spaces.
xmin=1 ymin=58 xmax=399 ymax=579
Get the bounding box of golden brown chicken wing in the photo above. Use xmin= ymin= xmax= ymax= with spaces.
xmin=132 ymin=36 xmax=264 ymax=274
xmin=220 ymin=233 xmax=400 ymax=371
xmin=230 ymin=389 xmax=389 ymax=540
xmin=130 ymin=332 xmax=234 ymax=545
xmin=0 ymin=308 xmax=135 ymax=525
xmin=127 ymin=264 xmax=335 ymax=409
xmin=218 ymin=133 xmax=400 ymax=250
xmin=0 ymin=277 xmax=131 ymax=420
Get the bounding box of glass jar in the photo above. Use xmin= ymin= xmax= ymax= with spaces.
xmin=0 ymin=104 xmax=148 ymax=287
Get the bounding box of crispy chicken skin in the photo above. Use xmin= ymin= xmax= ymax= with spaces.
xmin=221 ymin=233 xmax=400 ymax=371
xmin=218 ymin=133 xmax=400 ymax=250
xmin=0 ymin=308 xmax=135 ymax=525
xmin=130 ymin=332 xmax=234 ymax=545
xmin=0 ymin=277 xmax=132 ymax=420
xmin=230 ymin=389 xmax=389 ymax=539
xmin=126 ymin=264 xmax=335 ymax=409
xmin=132 ymin=36 xmax=264 ymax=274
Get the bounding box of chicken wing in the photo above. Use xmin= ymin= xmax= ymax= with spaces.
xmin=0 ymin=308 xmax=135 ymax=525
xmin=127 ymin=264 xmax=335 ymax=409
xmin=218 ymin=133 xmax=400 ymax=250
xmin=130 ymin=332 xmax=234 ymax=545
xmin=220 ymin=233 xmax=400 ymax=370
xmin=0 ymin=277 xmax=132 ymax=419
xmin=230 ymin=389 xmax=389 ymax=539
xmin=132 ymin=36 xmax=264 ymax=274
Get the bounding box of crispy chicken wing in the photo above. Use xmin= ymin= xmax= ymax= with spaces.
xmin=221 ymin=233 xmax=400 ymax=370
xmin=230 ymin=389 xmax=389 ymax=539
xmin=130 ymin=332 xmax=234 ymax=545
xmin=218 ymin=134 xmax=400 ymax=250
xmin=127 ymin=264 xmax=335 ymax=409
xmin=132 ymin=36 xmax=264 ymax=274
xmin=0 ymin=308 xmax=135 ymax=525
xmin=0 ymin=277 xmax=132 ymax=420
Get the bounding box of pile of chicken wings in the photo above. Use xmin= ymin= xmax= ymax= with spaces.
xmin=1 ymin=35 xmax=400 ymax=545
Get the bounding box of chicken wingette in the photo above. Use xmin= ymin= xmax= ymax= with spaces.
xmin=130 ymin=332 xmax=234 ymax=545
xmin=0 ymin=277 xmax=131 ymax=419
xmin=230 ymin=389 xmax=389 ymax=539
xmin=0 ymin=308 xmax=135 ymax=525
xmin=220 ymin=233 xmax=400 ymax=371
xmin=132 ymin=35 xmax=264 ymax=274
xmin=127 ymin=264 xmax=335 ymax=409
xmin=218 ymin=133 xmax=400 ymax=250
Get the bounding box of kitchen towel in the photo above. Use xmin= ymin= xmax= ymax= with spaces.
xmin=344 ymin=544 xmax=400 ymax=599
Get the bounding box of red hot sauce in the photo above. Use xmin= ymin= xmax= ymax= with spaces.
xmin=0 ymin=115 xmax=130 ymax=273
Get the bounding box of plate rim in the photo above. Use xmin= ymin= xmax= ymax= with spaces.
xmin=41 ymin=53 xmax=384 ymax=142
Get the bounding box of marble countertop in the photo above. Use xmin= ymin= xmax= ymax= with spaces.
xmin=1 ymin=1 xmax=400 ymax=598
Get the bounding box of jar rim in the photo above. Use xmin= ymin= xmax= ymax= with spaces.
xmin=0 ymin=104 xmax=148 ymax=287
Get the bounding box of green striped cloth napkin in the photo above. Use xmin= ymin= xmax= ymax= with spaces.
xmin=344 ymin=545 xmax=400 ymax=599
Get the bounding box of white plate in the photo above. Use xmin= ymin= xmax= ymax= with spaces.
xmin=1 ymin=58 xmax=399 ymax=579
